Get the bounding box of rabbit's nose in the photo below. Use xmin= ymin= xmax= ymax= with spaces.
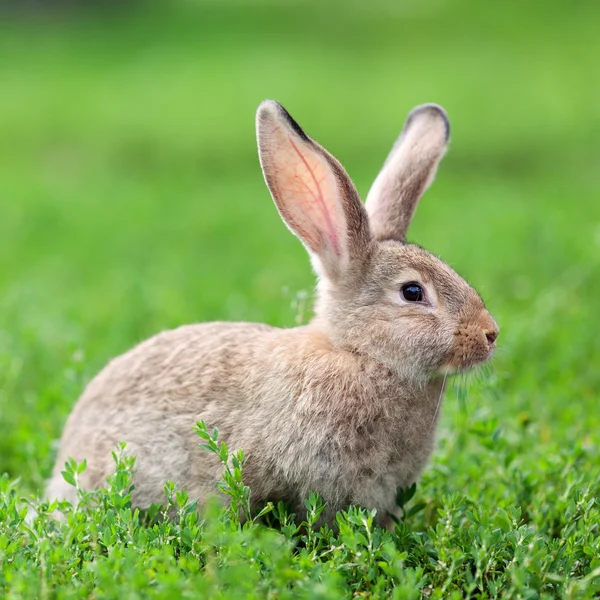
xmin=478 ymin=309 xmax=499 ymax=348
xmin=485 ymin=329 xmax=498 ymax=346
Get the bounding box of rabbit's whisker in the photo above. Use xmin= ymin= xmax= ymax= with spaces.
xmin=431 ymin=372 xmax=447 ymax=429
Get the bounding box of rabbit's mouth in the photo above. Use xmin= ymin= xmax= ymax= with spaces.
xmin=439 ymin=346 xmax=495 ymax=375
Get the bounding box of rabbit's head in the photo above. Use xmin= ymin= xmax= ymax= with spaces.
xmin=257 ymin=101 xmax=498 ymax=380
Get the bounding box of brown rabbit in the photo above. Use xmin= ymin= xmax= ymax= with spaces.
xmin=47 ymin=101 xmax=498 ymax=525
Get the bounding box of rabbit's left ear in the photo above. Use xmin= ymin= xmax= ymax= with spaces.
xmin=365 ymin=104 xmax=450 ymax=242
xmin=257 ymin=100 xmax=371 ymax=281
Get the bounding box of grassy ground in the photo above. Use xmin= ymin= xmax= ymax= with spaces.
xmin=1 ymin=1 xmax=599 ymax=597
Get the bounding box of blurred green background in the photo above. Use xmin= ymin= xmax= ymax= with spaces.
xmin=0 ymin=0 xmax=599 ymax=491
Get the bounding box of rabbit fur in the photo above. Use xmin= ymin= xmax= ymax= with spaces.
xmin=47 ymin=101 xmax=498 ymax=525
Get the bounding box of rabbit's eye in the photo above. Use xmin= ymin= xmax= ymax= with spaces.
xmin=401 ymin=282 xmax=425 ymax=302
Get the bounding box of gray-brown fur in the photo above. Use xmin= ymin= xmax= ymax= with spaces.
xmin=47 ymin=101 xmax=498 ymax=526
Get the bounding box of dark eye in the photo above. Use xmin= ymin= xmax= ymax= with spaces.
xmin=401 ymin=282 xmax=425 ymax=302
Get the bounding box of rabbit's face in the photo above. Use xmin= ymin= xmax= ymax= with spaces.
xmin=320 ymin=241 xmax=498 ymax=380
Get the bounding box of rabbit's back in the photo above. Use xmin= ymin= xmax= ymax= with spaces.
xmin=47 ymin=321 xmax=276 ymax=506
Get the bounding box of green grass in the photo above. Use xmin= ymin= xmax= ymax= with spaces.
xmin=1 ymin=1 xmax=600 ymax=597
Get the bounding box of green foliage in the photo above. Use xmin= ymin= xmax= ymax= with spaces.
xmin=1 ymin=426 xmax=599 ymax=598
xmin=195 ymin=420 xmax=274 ymax=526
xmin=1 ymin=0 xmax=600 ymax=597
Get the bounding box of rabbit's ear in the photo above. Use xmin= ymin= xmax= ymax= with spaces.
xmin=365 ymin=104 xmax=449 ymax=242
xmin=257 ymin=100 xmax=371 ymax=281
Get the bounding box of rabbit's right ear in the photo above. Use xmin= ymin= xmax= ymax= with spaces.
xmin=257 ymin=101 xmax=372 ymax=282
xmin=365 ymin=104 xmax=450 ymax=242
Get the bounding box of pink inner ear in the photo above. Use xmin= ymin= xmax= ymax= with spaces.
xmin=286 ymin=138 xmax=341 ymax=257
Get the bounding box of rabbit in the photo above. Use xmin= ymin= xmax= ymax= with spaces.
xmin=46 ymin=100 xmax=498 ymax=526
